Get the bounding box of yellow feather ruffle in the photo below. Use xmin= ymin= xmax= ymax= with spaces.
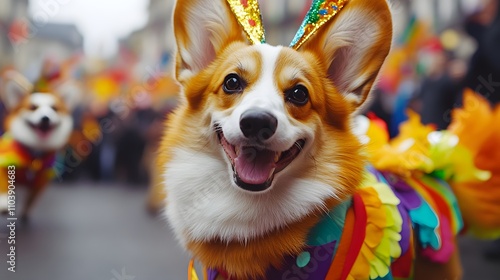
xmin=365 ymin=111 xmax=434 ymax=177
xmin=448 ymin=90 xmax=500 ymax=238
xmin=349 ymin=173 xmax=403 ymax=279
xmin=365 ymin=110 xmax=489 ymax=182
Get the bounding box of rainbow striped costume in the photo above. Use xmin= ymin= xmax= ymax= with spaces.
xmin=189 ymin=92 xmax=500 ymax=280
xmin=0 ymin=133 xmax=56 ymax=189
xmin=189 ymin=169 xmax=462 ymax=280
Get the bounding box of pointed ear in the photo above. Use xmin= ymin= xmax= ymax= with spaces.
xmin=1 ymin=71 xmax=33 ymax=109
xmin=56 ymin=80 xmax=82 ymax=110
xmin=300 ymin=0 xmax=393 ymax=109
xmin=173 ymin=0 xmax=248 ymax=82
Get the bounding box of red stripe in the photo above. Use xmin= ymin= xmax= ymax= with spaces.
xmin=414 ymin=178 xmax=452 ymax=225
xmin=340 ymin=194 xmax=367 ymax=280
xmin=391 ymin=232 xmax=414 ymax=278
xmin=13 ymin=141 xmax=32 ymax=163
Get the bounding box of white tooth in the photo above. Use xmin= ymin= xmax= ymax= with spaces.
xmin=274 ymin=153 xmax=280 ymax=163
xmin=235 ymin=147 xmax=240 ymax=156
xmin=269 ymin=168 xmax=276 ymax=176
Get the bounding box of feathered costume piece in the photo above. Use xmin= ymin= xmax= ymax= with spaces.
xmin=448 ymin=90 xmax=500 ymax=238
xmin=0 ymin=134 xmax=56 ymax=187
xmin=366 ymin=91 xmax=500 ymax=240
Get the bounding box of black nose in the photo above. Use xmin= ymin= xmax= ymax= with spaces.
xmin=41 ymin=116 xmax=50 ymax=124
xmin=239 ymin=110 xmax=277 ymax=140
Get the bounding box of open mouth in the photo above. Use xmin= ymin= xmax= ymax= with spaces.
xmin=27 ymin=121 xmax=56 ymax=138
xmin=216 ymin=127 xmax=305 ymax=192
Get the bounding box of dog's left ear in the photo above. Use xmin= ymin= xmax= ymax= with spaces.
xmin=0 ymin=71 xmax=33 ymax=109
xmin=173 ymin=0 xmax=248 ymax=83
xmin=56 ymin=80 xmax=81 ymax=110
xmin=300 ymin=0 xmax=393 ymax=110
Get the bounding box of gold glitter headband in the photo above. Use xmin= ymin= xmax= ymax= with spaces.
xmin=225 ymin=0 xmax=349 ymax=50
xmin=226 ymin=0 xmax=266 ymax=44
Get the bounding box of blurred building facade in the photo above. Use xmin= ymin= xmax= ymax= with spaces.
xmin=0 ymin=0 xmax=484 ymax=75
xmin=120 ymin=0 xmax=176 ymax=78
xmin=16 ymin=22 xmax=84 ymax=80
xmin=259 ymin=0 xmax=311 ymax=46
xmin=0 ymin=0 xmax=83 ymax=80
xmin=0 ymin=0 xmax=29 ymax=69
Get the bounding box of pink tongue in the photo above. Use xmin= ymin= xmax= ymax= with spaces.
xmin=234 ymin=147 xmax=276 ymax=185
xmin=35 ymin=128 xmax=51 ymax=139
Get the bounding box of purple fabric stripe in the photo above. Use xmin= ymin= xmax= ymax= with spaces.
xmin=378 ymin=171 xmax=418 ymax=255
xmin=43 ymin=154 xmax=56 ymax=169
xmin=206 ymin=241 xmax=337 ymax=280
xmin=207 ymin=268 xmax=218 ymax=280
xmin=263 ymin=241 xmax=336 ymax=280
xmin=397 ymin=203 xmax=411 ymax=255
xmin=382 ymin=172 xmax=421 ymax=209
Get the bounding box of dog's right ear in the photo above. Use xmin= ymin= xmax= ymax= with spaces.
xmin=173 ymin=0 xmax=247 ymax=83
xmin=298 ymin=0 xmax=392 ymax=111
xmin=55 ymin=80 xmax=82 ymax=110
xmin=0 ymin=71 xmax=33 ymax=109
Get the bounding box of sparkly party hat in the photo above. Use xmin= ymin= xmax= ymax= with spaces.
xmin=226 ymin=0 xmax=349 ymax=49
xmin=290 ymin=0 xmax=349 ymax=49
xmin=226 ymin=0 xmax=266 ymax=44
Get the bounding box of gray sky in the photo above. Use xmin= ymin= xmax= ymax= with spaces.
xmin=30 ymin=0 xmax=149 ymax=57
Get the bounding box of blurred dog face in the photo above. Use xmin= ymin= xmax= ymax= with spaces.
xmin=1 ymin=71 xmax=80 ymax=151
xmin=161 ymin=0 xmax=392 ymax=245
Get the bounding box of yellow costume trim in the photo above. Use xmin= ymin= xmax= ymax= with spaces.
xmin=349 ymin=172 xmax=402 ymax=279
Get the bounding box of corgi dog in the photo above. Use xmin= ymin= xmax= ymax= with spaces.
xmin=155 ymin=0 xmax=495 ymax=279
xmin=0 ymin=71 xmax=79 ymax=220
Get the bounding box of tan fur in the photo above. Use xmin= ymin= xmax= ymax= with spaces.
xmin=3 ymin=92 xmax=70 ymax=134
xmin=156 ymin=0 xmax=461 ymax=278
xmin=186 ymin=206 xmax=324 ymax=279
xmin=156 ymin=42 xmax=365 ymax=277
xmin=157 ymin=0 xmax=387 ymax=278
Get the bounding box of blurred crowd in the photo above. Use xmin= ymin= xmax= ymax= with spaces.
xmin=53 ymin=59 xmax=177 ymax=186
xmin=376 ymin=0 xmax=500 ymax=259
xmin=0 ymin=56 xmax=179 ymax=187
xmin=370 ymin=0 xmax=500 ymax=137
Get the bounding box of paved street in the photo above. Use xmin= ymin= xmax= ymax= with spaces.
xmin=0 ymin=182 xmax=189 ymax=280
xmin=1 ymin=183 xmax=499 ymax=280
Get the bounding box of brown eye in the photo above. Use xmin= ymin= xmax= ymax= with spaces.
xmin=29 ymin=104 xmax=38 ymax=111
xmin=51 ymin=106 xmax=58 ymax=112
xmin=223 ymin=74 xmax=244 ymax=94
xmin=285 ymin=85 xmax=309 ymax=106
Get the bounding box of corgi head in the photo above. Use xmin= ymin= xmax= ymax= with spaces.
xmin=163 ymin=0 xmax=392 ymax=250
xmin=1 ymin=71 xmax=80 ymax=151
